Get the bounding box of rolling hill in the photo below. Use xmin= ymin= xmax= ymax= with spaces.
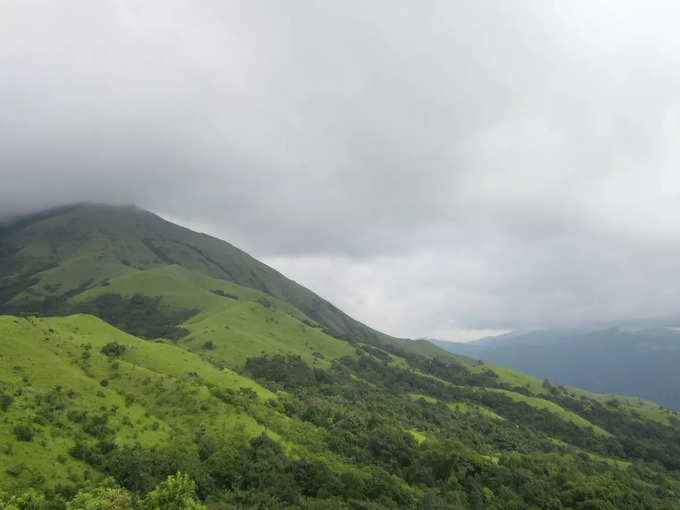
xmin=1 ymin=204 xmax=680 ymax=509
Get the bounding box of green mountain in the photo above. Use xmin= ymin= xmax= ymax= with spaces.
xmin=0 ymin=203 xmax=444 ymax=360
xmin=1 ymin=204 xmax=680 ymax=509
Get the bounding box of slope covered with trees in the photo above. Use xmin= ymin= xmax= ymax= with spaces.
xmin=0 ymin=205 xmax=679 ymax=509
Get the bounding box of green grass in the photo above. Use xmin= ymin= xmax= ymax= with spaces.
xmin=472 ymin=362 xmax=671 ymax=428
xmin=12 ymin=261 xmax=360 ymax=372
xmin=471 ymin=363 xmax=547 ymax=394
xmin=0 ymin=314 xmax=274 ymax=492
xmin=446 ymin=402 xmax=504 ymax=420
xmin=550 ymin=438 xmax=631 ymax=469
xmin=486 ymin=388 xmax=611 ymax=436
xmin=408 ymin=429 xmax=427 ymax=444
xmin=0 ymin=313 xmax=384 ymax=496
xmin=408 ymin=393 xmax=438 ymax=404
xmin=180 ymin=301 xmax=355 ymax=369
xmin=37 ymin=314 xmax=274 ymax=398
xmin=408 ymin=393 xmax=503 ymax=420
xmin=73 ymin=265 xmax=309 ymax=323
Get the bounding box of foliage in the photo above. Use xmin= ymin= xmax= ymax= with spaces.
xmin=2 ymin=489 xmax=48 ymax=510
xmin=67 ymin=486 xmax=133 ymax=510
xmin=100 ymin=342 xmax=126 ymax=357
xmin=138 ymin=473 xmax=205 ymax=510
xmin=1 ymin=205 xmax=680 ymax=509
xmin=77 ymin=294 xmax=195 ymax=340
xmin=0 ymin=392 xmax=13 ymax=412
xmin=13 ymin=424 xmax=34 ymax=442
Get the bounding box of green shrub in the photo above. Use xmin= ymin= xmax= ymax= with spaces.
xmin=101 ymin=342 xmax=126 ymax=357
xmin=13 ymin=424 xmax=34 ymax=442
xmin=0 ymin=392 xmax=13 ymax=411
xmin=138 ymin=472 xmax=206 ymax=510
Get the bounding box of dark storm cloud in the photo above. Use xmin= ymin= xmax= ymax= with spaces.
xmin=3 ymin=1 xmax=680 ymax=339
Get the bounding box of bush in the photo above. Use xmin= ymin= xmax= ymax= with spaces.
xmin=0 ymin=392 xmax=13 ymax=411
xmin=101 ymin=342 xmax=126 ymax=357
xmin=67 ymin=486 xmax=133 ymax=510
xmin=13 ymin=424 xmax=34 ymax=442
xmin=139 ymin=472 xmax=206 ymax=510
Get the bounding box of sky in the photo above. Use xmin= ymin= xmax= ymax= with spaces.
xmin=3 ymin=1 xmax=680 ymax=341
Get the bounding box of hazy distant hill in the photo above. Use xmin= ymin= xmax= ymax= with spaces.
xmin=434 ymin=326 xmax=680 ymax=409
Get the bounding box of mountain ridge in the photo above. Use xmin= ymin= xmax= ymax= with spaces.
xmin=0 ymin=202 xmax=452 ymax=360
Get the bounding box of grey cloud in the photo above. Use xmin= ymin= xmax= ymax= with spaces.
xmin=3 ymin=1 xmax=680 ymax=338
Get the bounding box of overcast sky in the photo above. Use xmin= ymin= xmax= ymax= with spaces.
xmin=3 ymin=1 xmax=680 ymax=341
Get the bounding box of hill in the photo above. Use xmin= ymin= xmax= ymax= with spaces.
xmin=435 ymin=326 xmax=680 ymax=410
xmin=1 ymin=204 xmax=680 ymax=509
xmin=0 ymin=203 xmax=447 ymax=359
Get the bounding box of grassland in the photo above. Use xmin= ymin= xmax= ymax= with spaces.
xmin=485 ymin=388 xmax=611 ymax=436
xmin=408 ymin=393 xmax=504 ymax=420
xmin=0 ymin=314 xmax=291 ymax=493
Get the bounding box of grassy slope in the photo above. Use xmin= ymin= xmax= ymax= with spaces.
xmin=407 ymin=393 xmax=503 ymax=420
xmin=73 ymin=262 xmax=671 ymax=428
xmin=2 ymin=313 xmax=678 ymax=504
xmin=485 ymin=388 xmax=612 ymax=436
xmin=470 ymin=361 xmax=680 ymax=428
xmin=0 ymin=315 xmax=379 ymax=495
xmin=71 ymin=264 xmax=356 ymax=369
xmin=3 ymin=204 xmax=678 ymax=504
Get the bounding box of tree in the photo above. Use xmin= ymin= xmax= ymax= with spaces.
xmin=100 ymin=342 xmax=126 ymax=357
xmin=0 ymin=392 xmax=13 ymax=411
xmin=13 ymin=424 xmax=34 ymax=442
xmin=67 ymin=486 xmax=133 ymax=510
xmin=3 ymin=488 xmax=48 ymax=510
xmin=139 ymin=473 xmax=206 ymax=510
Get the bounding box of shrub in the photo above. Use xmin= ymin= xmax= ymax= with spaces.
xmin=14 ymin=424 xmax=34 ymax=442
xmin=101 ymin=342 xmax=126 ymax=357
xmin=67 ymin=486 xmax=133 ymax=510
xmin=0 ymin=392 xmax=13 ymax=411
xmin=138 ymin=472 xmax=206 ymax=510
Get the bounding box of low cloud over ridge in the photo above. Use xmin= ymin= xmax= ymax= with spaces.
xmin=3 ymin=1 xmax=680 ymax=339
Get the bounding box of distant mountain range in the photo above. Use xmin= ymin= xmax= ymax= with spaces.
xmin=433 ymin=325 xmax=680 ymax=409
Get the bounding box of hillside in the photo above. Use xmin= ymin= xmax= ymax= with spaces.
xmin=1 ymin=204 xmax=680 ymax=509
xmin=435 ymin=326 xmax=680 ymax=410
xmin=0 ymin=203 xmax=446 ymax=359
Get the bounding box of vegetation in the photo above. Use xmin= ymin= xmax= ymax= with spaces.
xmin=0 ymin=204 xmax=679 ymax=508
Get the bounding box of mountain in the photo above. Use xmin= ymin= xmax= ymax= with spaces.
xmin=0 ymin=203 xmax=445 ymax=359
xmin=435 ymin=326 xmax=680 ymax=410
xmin=1 ymin=203 xmax=680 ymax=509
